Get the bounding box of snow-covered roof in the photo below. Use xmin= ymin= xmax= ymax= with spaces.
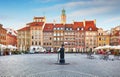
xmin=6 ymin=28 xmax=17 ymax=36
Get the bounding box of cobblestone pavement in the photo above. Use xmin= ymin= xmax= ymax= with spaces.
xmin=0 ymin=54 xmax=120 ymax=77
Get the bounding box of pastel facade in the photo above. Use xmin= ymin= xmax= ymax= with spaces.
xmin=84 ymin=20 xmax=98 ymax=52
xmin=53 ymin=24 xmax=64 ymax=52
xmin=64 ymin=24 xmax=75 ymax=52
xmin=97 ymin=28 xmax=110 ymax=46
xmin=73 ymin=22 xmax=85 ymax=52
xmin=17 ymin=26 xmax=30 ymax=51
xmin=6 ymin=33 xmax=17 ymax=46
xmin=43 ymin=23 xmax=54 ymax=52
xmin=110 ymin=26 xmax=120 ymax=46
xmin=0 ymin=24 xmax=7 ymax=45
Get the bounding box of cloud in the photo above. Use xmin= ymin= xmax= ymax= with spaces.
xmin=33 ymin=0 xmax=120 ymax=24
xmin=34 ymin=0 xmax=119 ymax=13
xmin=103 ymin=17 xmax=120 ymax=23
xmin=67 ymin=6 xmax=114 ymax=17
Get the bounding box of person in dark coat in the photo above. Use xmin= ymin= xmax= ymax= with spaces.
xmin=59 ymin=44 xmax=65 ymax=64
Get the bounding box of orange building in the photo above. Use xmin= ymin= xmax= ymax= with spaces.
xmin=73 ymin=22 xmax=85 ymax=52
xmin=43 ymin=23 xmax=54 ymax=52
xmin=84 ymin=20 xmax=98 ymax=52
xmin=6 ymin=33 xmax=17 ymax=46
xmin=0 ymin=24 xmax=7 ymax=45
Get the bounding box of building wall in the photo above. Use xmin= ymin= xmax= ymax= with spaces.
xmin=0 ymin=24 xmax=7 ymax=45
xmin=110 ymin=27 xmax=120 ymax=46
xmin=6 ymin=34 xmax=17 ymax=46
xmin=85 ymin=31 xmax=97 ymax=52
xmin=53 ymin=26 xmax=64 ymax=52
xmin=97 ymin=28 xmax=110 ymax=46
xmin=17 ymin=28 xmax=30 ymax=51
xmin=43 ymin=32 xmax=53 ymax=52
xmin=64 ymin=28 xmax=75 ymax=52
xmin=75 ymin=31 xmax=85 ymax=52
xmin=30 ymin=26 xmax=42 ymax=46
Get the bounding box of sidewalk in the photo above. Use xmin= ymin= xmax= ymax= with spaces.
xmin=0 ymin=54 xmax=120 ymax=77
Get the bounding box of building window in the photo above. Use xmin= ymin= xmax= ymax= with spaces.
xmin=61 ymin=33 xmax=63 ymax=36
xmin=57 ymin=28 xmax=59 ymax=30
xmin=99 ymin=38 xmax=101 ymax=41
xmin=57 ymin=33 xmax=60 ymax=36
xmin=32 ymin=41 xmax=34 ymax=45
xmin=32 ymin=36 xmax=34 ymax=39
xmin=89 ymin=28 xmax=92 ymax=31
xmin=66 ymin=28 xmax=68 ymax=30
xmin=39 ymin=42 xmax=40 ymax=45
xmin=81 ymin=28 xmax=83 ymax=30
xmin=35 ymin=42 xmax=37 ymax=45
xmin=54 ymin=33 xmax=56 ymax=36
xmin=54 ymin=38 xmax=56 ymax=41
xmin=77 ymin=28 xmax=79 ymax=31
xmin=70 ymin=28 xmax=72 ymax=30
xmin=50 ymin=37 xmax=52 ymax=40
xmin=57 ymin=38 xmax=60 ymax=40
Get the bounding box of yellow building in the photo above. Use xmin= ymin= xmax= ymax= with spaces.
xmin=97 ymin=28 xmax=110 ymax=46
xmin=28 ymin=17 xmax=45 ymax=47
xmin=17 ymin=17 xmax=46 ymax=51
xmin=17 ymin=26 xmax=30 ymax=51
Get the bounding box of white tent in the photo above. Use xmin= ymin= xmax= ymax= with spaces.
xmin=94 ymin=46 xmax=103 ymax=50
xmin=7 ymin=45 xmax=17 ymax=50
xmin=0 ymin=44 xmax=7 ymax=49
xmin=102 ymin=45 xmax=112 ymax=49
xmin=114 ymin=45 xmax=120 ymax=50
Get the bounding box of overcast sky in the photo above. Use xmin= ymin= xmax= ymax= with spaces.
xmin=0 ymin=0 xmax=120 ymax=30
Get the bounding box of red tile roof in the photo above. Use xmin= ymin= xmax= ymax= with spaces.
xmin=84 ymin=21 xmax=98 ymax=31
xmin=17 ymin=26 xmax=30 ymax=31
xmin=73 ymin=22 xmax=84 ymax=30
xmin=34 ymin=17 xmax=45 ymax=19
xmin=7 ymin=33 xmax=16 ymax=37
xmin=65 ymin=24 xmax=73 ymax=28
xmin=54 ymin=24 xmax=64 ymax=28
xmin=43 ymin=23 xmax=54 ymax=32
xmin=27 ymin=22 xmax=44 ymax=27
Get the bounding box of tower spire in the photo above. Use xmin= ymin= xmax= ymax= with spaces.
xmin=61 ymin=8 xmax=66 ymax=24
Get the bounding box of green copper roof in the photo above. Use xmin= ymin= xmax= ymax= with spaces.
xmin=62 ymin=8 xmax=66 ymax=15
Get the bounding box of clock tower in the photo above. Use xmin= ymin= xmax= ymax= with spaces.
xmin=61 ymin=9 xmax=66 ymax=24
